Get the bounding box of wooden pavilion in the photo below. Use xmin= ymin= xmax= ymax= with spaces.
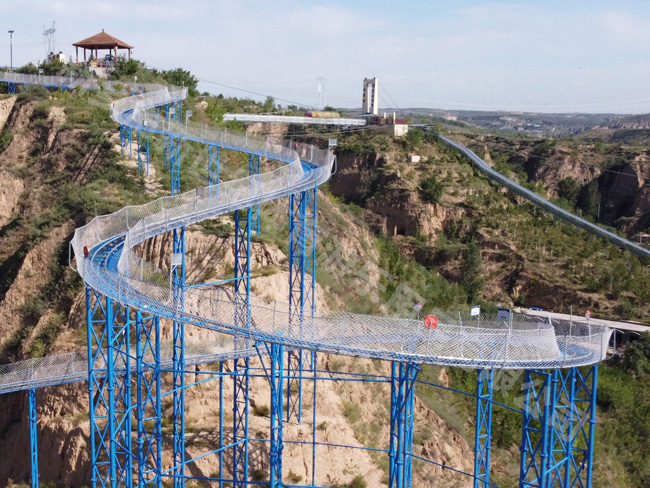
xmin=73 ymin=29 xmax=133 ymax=66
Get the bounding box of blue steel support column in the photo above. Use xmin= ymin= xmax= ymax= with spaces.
xmin=545 ymin=366 xmax=598 ymax=488
xmin=111 ymin=303 xmax=133 ymax=488
xmin=474 ymin=369 xmax=494 ymax=488
xmin=583 ymin=366 xmax=598 ymax=488
xmin=286 ymin=188 xmax=318 ymax=422
xmin=208 ymin=145 xmax=220 ymax=192
xmin=120 ymin=125 xmax=130 ymax=156
xmin=163 ymin=135 xmax=171 ymax=171
xmin=136 ymin=311 xmax=163 ymax=488
xmin=86 ymin=287 xmax=132 ymax=488
xmin=249 ymin=154 xmax=260 ymax=234
xmin=519 ymin=370 xmax=552 ymax=488
xmin=8 ymin=82 xmax=15 ymax=94
xmin=170 ymin=135 xmax=186 ymax=488
xmin=388 ymin=362 xmax=419 ymax=488
xmin=29 ymin=388 xmax=38 ymax=488
xmin=137 ymin=129 xmax=150 ymax=176
xmin=269 ymin=343 xmax=285 ymax=487
xmin=232 ymin=205 xmax=251 ymax=487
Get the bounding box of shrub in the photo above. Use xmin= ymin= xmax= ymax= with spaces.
xmin=418 ymin=175 xmax=444 ymax=203
xmin=253 ymin=404 xmax=270 ymax=417
xmin=0 ymin=129 xmax=13 ymax=153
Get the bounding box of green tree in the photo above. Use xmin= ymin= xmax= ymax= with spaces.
xmin=558 ymin=177 xmax=581 ymax=207
xmin=623 ymin=332 xmax=650 ymax=376
xmin=16 ymin=62 xmax=38 ymax=74
xmin=162 ymin=68 xmax=199 ymax=96
xmin=461 ymin=240 xmax=484 ymax=303
xmin=418 ymin=175 xmax=444 ymax=204
xmin=577 ymin=180 xmax=601 ymax=219
xmin=112 ymin=56 xmax=139 ymax=77
xmin=262 ymin=96 xmax=275 ymax=113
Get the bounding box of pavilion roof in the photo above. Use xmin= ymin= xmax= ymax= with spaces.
xmin=73 ymin=30 xmax=133 ymax=50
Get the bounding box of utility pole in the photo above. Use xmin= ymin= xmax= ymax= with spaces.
xmin=8 ymin=30 xmax=14 ymax=71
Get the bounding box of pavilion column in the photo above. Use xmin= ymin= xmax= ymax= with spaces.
xmin=76 ymin=46 xmax=79 ymax=64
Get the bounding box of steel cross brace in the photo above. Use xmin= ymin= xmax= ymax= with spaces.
xmin=474 ymin=369 xmax=494 ymax=488
xmin=136 ymin=312 xmax=163 ymax=488
xmin=548 ymin=367 xmax=598 ymax=488
xmin=389 ymin=362 xmax=420 ymax=488
xmin=137 ymin=129 xmax=150 ymax=176
xmin=85 ymin=288 xmax=133 ymax=488
xmin=255 ymin=342 xmax=285 ymax=486
xmin=249 ymin=154 xmax=261 ymax=234
xmin=171 ymin=144 xmax=186 ymax=487
xmin=208 ymin=145 xmax=220 ymax=196
xmin=286 ymin=188 xmax=318 ymax=423
xmin=120 ymin=125 xmax=131 ymax=156
xmin=520 ymin=370 xmax=552 ymax=488
xmin=232 ymin=201 xmax=252 ymax=486
xmin=29 ymin=388 xmax=38 ymax=488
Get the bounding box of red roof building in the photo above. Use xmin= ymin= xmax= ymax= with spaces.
xmin=72 ymin=29 xmax=133 ymax=65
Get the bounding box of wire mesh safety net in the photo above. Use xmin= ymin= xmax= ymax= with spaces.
xmin=65 ymin=87 xmax=612 ymax=370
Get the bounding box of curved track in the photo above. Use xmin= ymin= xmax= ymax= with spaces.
xmin=69 ymin=87 xmax=611 ymax=370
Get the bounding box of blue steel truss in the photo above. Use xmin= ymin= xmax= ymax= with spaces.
xmin=389 ymin=362 xmax=420 ymax=488
xmin=520 ymin=370 xmax=552 ymax=488
xmin=119 ymin=125 xmax=131 ymax=157
xmin=474 ymin=369 xmax=494 ymax=488
xmin=249 ymin=154 xmax=260 ymax=234
xmin=137 ymin=129 xmax=150 ymax=176
xmin=85 ymin=287 xmax=132 ymax=488
xmin=7 ymin=81 xmax=15 ymax=94
xmin=255 ymin=342 xmax=285 ymax=487
xmin=29 ymin=388 xmax=38 ymax=488
xmin=286 ymin=188 xmax=318 ymax=422
xmin=163 ymin=135 xmax=171 ymax=171
xmin=171 ymin=143 xmax=186 ymax=487
xmin=233 ymin=204 xmax=251 ymax=487
xmin=208 ymin=145 xmax=220 ymax=193
xmin=136 ymin=312 xmax=163 ymax=488
xmin=519 ymin=368 xmax=598 ymax=488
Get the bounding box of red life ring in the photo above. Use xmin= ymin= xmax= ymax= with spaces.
xmin=83 ymin=246 xmax=90 ymax=258
xmin=424 ymin=314 xmax=438 ymax=329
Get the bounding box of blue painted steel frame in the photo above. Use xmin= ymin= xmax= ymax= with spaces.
xmin=389 ymin=362 xmax=419 ymax=488
xmin=171 ymin=138 xmax=186 ymax=488
xmin=268 ymin=343 xmax=285 ymax=486
xmin=519 ymin=367 xmax=597 ymax=488
xmin=233 ymin=204 xmax=252 ymax=486
xmin=250 ymin=154 xmax=260 ymax=234
xmin=136 ymin=311 xmax=163 ymax=487
xmin=474 ymin=369 xmax=494 ymax=488
xmin=520 ymin=370 xmax=552 ymax=488
xmin=29 ymin=388 xmax=38 ymax=488
xmin=137 ymin=129 xmax=150 ymax=176
xmin=287 ymin=188 xmax=318 ymax=422
xmin=8 ymin=81 xmax=15 ymax=94
xmin=85 ymin=287 xmax=132 ymax=488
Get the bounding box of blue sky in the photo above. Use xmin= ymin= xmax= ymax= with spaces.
xmin=2 ymin=1 xmax=650 ymax=113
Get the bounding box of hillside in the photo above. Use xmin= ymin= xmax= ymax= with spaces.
xmin=0 ymin=74 xmax=648 ymax=487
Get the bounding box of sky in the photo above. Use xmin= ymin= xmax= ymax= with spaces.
xmin=2 ymin=0 xmax=650 ymax=113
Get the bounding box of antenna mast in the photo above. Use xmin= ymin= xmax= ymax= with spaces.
xmin=317 ymin=74 xmax=326 ymax=110
xmin=43 ymin=21 xmax=56 ymax=55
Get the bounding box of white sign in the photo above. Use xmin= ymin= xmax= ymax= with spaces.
xmin=471 ymin=305 xmax=480 ymax=316
xmin=497 ymin=307 xmax=511 ymax=322
xmin=413 ymin=303 xmax=423 ymax=313
xmin=328 ymin=138 xmax=338 ymax=147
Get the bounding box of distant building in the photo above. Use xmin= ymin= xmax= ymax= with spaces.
xmin=46 ymin=51 xmax=66 ymax=64
xmin=362 ymin=77 xmax=379 ymax=115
